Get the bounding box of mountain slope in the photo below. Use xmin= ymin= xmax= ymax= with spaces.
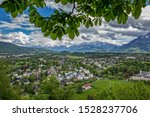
xmin=1 ymin=32 xmax=150 ymax=54
xmin=0 ymin=42 xmax=50 ymax=54
xmin=50 ymin=42 xmax=117 ymax=52
xmin=114 ymin=32 xmax=150 ymax=53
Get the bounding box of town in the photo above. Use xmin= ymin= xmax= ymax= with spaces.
xmin=1 ymin=53 xmax=150 ymax=100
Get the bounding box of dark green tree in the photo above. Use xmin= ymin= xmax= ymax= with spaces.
xmin=76 ymin=84 xmax=83 ymax=94
xmin=0 ymin=0 xmax=149 ymax=40
xmin=37 ymin=75 xmax=64 ymax=100
xmin=87 ymin=94 xmax=96 ymax=100
xmin=0 ymin=60 xmax=20 ymax=100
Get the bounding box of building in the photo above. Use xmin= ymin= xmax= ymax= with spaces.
xmin=130 ymin=70 xmax=150 ymax=81
xmin=82 ymin=84 xmax=92 ymax=91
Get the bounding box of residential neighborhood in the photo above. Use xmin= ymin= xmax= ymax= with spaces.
xmin=130 ymin=70 xmax=150 ymax=81
xmin=1 ymin=53 xmax=150 ymax=99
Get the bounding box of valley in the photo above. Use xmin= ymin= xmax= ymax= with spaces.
xmin=1 ymin=32 xmax=150 ymax=54
xmin=0 ymin=53 xmax=150 ymax=100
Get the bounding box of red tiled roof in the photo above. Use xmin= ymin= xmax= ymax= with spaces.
xmin=83 ymin=84 xmax=91 ymax=88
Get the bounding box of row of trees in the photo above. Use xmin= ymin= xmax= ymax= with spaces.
xmin=101 ymin=60 xmax=150 ymax=80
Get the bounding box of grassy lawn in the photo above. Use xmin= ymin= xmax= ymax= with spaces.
xmin=71 ymin=79 xmax=145 ymax=100
xmin=68 ymin=55 xmax=84 ymax=59
xmin=7 ymin=65 xmax=21 ymax=72
xmin=8 ymin=65 xmax=21 ymax=70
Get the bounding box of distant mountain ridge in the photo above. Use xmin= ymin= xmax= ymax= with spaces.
xmin=50 ymin=32 xmax=150 ymax=53
xmin=114 ymin=32 xmax=150 ymax=53
xmin=0 ymin=32 xmax=150 ymax=54
xmin=49 ymin=42 xmax=117 ymax=52
xmin=0 ymin=42 xmax=50 ymax=54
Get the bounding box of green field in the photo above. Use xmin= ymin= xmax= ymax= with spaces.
xmin=72 ymin=79 xmax=150 ymax=100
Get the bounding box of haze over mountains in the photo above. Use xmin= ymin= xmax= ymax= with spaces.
xmin=113 ymin=32 xmax=150 ymax=53
xmin=49 ymin=32 xmax=150 ymax=53
xmin=49 ymin=42 xmax=116 ymax=53
xmin=0 ymin=32 xmax=150 ymax=54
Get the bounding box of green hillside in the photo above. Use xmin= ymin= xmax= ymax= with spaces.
xmin=0 ymin=42 xmax=50 ymax=54
xmin=72 ymin=80 xmax=150 ymax=100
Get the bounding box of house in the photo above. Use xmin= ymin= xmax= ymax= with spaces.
xmin=77 ymin=73 xmax=85 ymax=80
xmin=126 ymin=56 xmax=136 ymax=60
xmin=82 ymin=84 xmax=92 ymax=91
xmin=130 ymin=70 xmax=150 ymax=81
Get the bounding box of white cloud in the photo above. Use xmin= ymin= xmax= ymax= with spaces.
xmin=0 ymin=31 xmax=63 ymax=47
xmin=74 ymin=6 xmax=150 ymax=45
xmin=45 ymin=0 xmax=73 ymax=13
xmin=0 ymin=14 xmax=39 ymax=32
xmin=0 ymin=32 xmax=31 ymax=46
xmin=0 ymin=21 xmax=22 ymax=29
xmin=10 ymin=14 xmax=31 ymax=26
xmin=8 ymin=32 xmax=30 ymax=45
xmin=29 ymin=31 xmax=60 ymax=47
xmin=0 ymin=0 xmax=3 ymax=4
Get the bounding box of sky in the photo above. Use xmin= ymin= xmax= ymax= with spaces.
xmin=0 ymin=0 xmax=150 ymax=47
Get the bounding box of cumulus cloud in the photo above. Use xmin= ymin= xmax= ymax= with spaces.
xmin=45 ymin=0 xmax=74 ymax=13
xmin=0 ymin=13 xmax=39 ymax=32
xmin=0 ymin=32 xmax=30 ymax=46
xmin=0 ymin=31 xmax=64 ymax=47
xmin=0 ymin=21 xmax=22 ymax=29
xmin=75 ymin=6 xmax=150 ymax=45
xmin=0 ymin=0 xmax=3 ymax=4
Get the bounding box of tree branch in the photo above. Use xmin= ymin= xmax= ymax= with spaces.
xmin=71 ymin=0 xmax=76 ymax=14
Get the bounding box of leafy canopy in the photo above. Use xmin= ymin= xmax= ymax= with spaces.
xmin=0 ymin=0 xmax=149 ymax=40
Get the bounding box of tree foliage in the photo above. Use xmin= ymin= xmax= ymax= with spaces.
xmin=0 ymin=60 xmax=20 ymax=100
xmin=0 ymin=0 xmax=149 ymax=39
xmin=37 ymin=75 xmax=64 ymax=100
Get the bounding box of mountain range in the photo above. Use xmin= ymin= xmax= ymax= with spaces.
xmin=49 ymin=42 xmax=116 ymax=53
xmin=0 ymin=42 xmax=51 ymax=54
xmin=0 ymin=32 xmax=150 ymax=54
xmin=49 ymin=32 xmax=150 ymax=53
xmin=113 ymin=32 xmax=150 ymax=53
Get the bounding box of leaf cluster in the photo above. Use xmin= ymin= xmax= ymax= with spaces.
xmin=0 ymin=0 xmax=149 ymax=39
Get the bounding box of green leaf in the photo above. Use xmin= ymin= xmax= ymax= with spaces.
xmin=126 ymin=5 xmax=131 ymax=14
xmin=55 ymin=0 xmax=60 ymax=3
xmin=39 ymin=1 xmax=46 ymax=7
xmin=75 ymin=30 xmax=80 ymax=37
xmin=0 ymin=1 xmax=8 ymax=8
xmin=69 ymin=31 xmax=75 ymax=39
xmin=41 ymin=22 xmax=48 ymax=32
xmin=29 ymin=16 xmax=35 ymax=23
xmin=44 ymin=31 xmax=50 ymax=37
xmin=122 ymin=12 xmax=128 ymax=24
xmin=11 ymin=11 xmax=18 ymax=18
xmin=57 ymin=29 xmax=63 ymax=40
xmin=51 ymin=33 xmax=57 ymax=40
xmin=19 ymin=8 xmax=23 ymax=14
xmin=94 ymin=18 xmax=98 ymax=25
xmin=98 ymin=18 xmax=102 ymax=26
xmin=61 ymin=0 xmax=68 ymax=5
xmin=54 ymin=10 xmax=59 ymax=14
xmin=9 ymin=3 xmax=16 ymax=13
xmin=133 ymin=4 xmax=142 ymax=19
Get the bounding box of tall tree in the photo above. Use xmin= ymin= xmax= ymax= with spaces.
xmin=0 ymin=60 xmax=20 ymax=100
xmin=37 ymin=76 xmax=64 ymax=100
